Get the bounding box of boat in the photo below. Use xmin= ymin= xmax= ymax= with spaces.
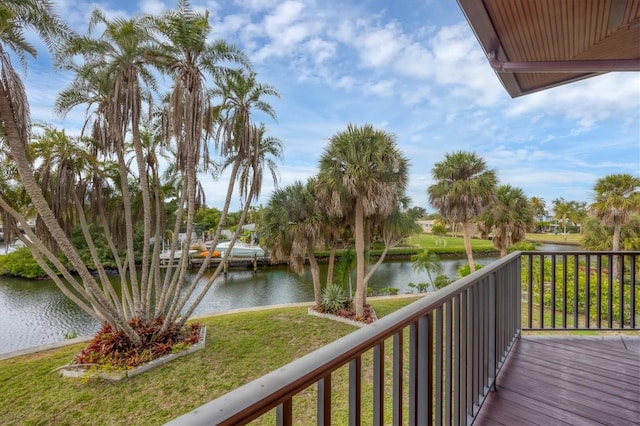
xmin=214 ymin=241 xmax=265 ymax=258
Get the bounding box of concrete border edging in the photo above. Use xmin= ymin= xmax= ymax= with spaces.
xmin=58 ymin=326 xmax=206 ymax=381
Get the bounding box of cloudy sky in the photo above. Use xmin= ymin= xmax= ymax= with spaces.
xmin=20 ymin=0 xmax=640 ymax=214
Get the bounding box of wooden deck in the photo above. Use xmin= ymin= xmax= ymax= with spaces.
xmin=474 ymin=335 xmax=640 ymax=426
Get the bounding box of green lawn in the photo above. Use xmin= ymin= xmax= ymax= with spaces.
xmin=405 ymin=233 xmax=497 ymax=254
xmin=0 ymin=297 xmax=423 ymax=426
xmin=524 ymin=232 xmax=582 ymax=245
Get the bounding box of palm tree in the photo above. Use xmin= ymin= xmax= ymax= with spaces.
xmin=483 ymin=185 xmax=533 ymax=257
xmin=260 ymin=179 xmax=324 ymax=306
xmin=590 ymin=174 xmax=640 ymax=253
xmin=553 ymin=197 xmax=586 ymax=240
xmin=411 ymin=249 xmax=442 ymax=291
xmin=56 ymin=10 xmax=162 ymax=327
xmin=317 ymin=124 xmax=409 ymax=318
xmin=530 ymin=196 xmax=546 ymax=231
xmin=428 ymin=151 xmax=497 ymax=272
xmin=171 ymin=73 xmax=280 ymax=327
xmin=0 ymin=2 xmax=149 ymax=339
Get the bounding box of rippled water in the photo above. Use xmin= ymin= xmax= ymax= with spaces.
xmin=1 ymin=246 xmax=573 ymax=355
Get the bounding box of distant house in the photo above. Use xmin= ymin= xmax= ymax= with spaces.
xmin=416 ymin=220 xmax=436 ymax=233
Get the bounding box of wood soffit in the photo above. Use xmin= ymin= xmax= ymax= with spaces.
xmin=457 ymin=0 xmax=640 ymax=97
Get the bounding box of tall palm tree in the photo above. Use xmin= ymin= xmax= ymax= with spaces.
xmin=260 ymin=179 xmax=324 ymax=306
xmin=590 ymin=174 xmax=640 ymax=253
xmin=55 ymin=10 xmax=164 ymax=342
xmin=178 ymin=122 xmax=282 ymax=324
xmin=143 ymin=1 xmax=252 ymax=330
xmin=483 ymin=185 xmax=533 ymax=257
xmin=317 ymin=124 xmax=409 ymax=318
xmin=552 ymin=198 xmax=573 ymax=239
xmin=428 ymin=151 xmax=497 ymax=272
xmin=0 ymin=1 xmax=145 ymax=338
xmin=530 ymin=196 xmax=546 ymax=231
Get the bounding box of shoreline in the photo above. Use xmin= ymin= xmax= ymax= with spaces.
xmin=0 ymin=294 xmax=424 ymax=361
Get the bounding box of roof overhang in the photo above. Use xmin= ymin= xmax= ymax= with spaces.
xmin=457 ymin=0 xmax=640 ymax=97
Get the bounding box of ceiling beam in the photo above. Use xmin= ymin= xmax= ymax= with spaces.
xmin=488 ymin=51 xmax=640 ymax=73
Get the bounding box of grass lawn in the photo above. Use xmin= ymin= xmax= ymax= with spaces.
xmin=525 ymin=232 xmax=582 ymax=245
xmin=404 ymin=233 xmax=496 ymax=254
xmin=0 ymin=297 xmax=423 ymax=426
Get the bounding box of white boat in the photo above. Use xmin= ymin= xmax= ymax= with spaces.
xmin=214 ymin=241 xmax=265 ymax=258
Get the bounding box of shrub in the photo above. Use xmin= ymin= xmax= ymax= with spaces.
xmin=379 ymin=287 xmax=399 ymax=295
xmin=0 ymin=248 xmax=47 ymax=278
xmin=434 ymin=274 xmax=454 ymax=289
xmin=321 ymin=284 xmax=346 ymax=313
xmin=510 ymin=241 xmax=537 ymax=251
xmin=524 ymin=256 xmax=634 ymax=325
xmin=457 ymin=263 xmax=484 ymax=278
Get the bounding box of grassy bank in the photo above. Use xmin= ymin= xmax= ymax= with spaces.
xmin=405 ymin=233 xmax=496 ymax=254
xmin=0 ymin=297 xmax=422 ymax=425
xmin=524 ymin=232 xmax=582 ymax=245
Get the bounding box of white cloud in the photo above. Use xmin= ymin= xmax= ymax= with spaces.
xmin=353 ymin=23 xmax=404 ymax=68
xmin=506 ymin=73 xmax=640 ymax=125
xmin=139 ymin=0 xmax=166 ymax=15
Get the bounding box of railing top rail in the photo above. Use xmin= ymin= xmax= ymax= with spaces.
xmin=166 ymin=251 xmax=522 ymax=425
xmin=521 ymin=251 xmax=640 ymax=255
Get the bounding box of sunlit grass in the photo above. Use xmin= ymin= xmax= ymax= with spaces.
xmin=0 ymin=297 xmax=423 ymax=426
xmin=405 ymin=234 xmax=496 ymax=253
xmin=525 ymin=232 xmax=582 ymax=245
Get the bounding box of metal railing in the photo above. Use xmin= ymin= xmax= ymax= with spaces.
xmin=521 ymin=251 xmax=639 ymax=330
xmin=167 ymin=251 xmax=639 ymax=425
xmin=167 ymin=252 xmax=523 ymax=425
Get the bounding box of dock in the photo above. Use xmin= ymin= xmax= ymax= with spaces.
xmin=161 ymin=256 xmax=274 ymax=273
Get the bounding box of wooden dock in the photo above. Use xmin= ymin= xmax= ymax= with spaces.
xmin=161 ymin=256 xmax=274 ymax=272
xmin=474 ymin=335 xmax=640 ymax=425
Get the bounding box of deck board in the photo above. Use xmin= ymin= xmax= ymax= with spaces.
xmin=474 ymin=335 xmax=640 ymax=426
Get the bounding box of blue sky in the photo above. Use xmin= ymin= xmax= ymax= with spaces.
xmin=21 ymin=0 xmax=640 ymax=214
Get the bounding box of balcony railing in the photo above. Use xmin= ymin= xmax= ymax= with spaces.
xmin=522 ymin=251 xmax=638 ymax=330
xmin=167 ymin=251 xmax=639 ymax=425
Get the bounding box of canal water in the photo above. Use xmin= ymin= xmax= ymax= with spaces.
xmin=0 ymin=244 xmax=572 ymax=355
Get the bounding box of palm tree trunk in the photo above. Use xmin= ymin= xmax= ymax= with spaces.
xmin=612 ymin=223 xmax=622 ymax=278
xmin=0 ymin=85 xmax=142 ymax=346
xmin=326 ymin=238 xmax=337 ymax=287
xmin=461 ymin=221 xmax=476 ymax=272
xmin=354 ymin=199 xmax=366 ymax=318
xmin=307 ymin=245 xmax=322 ymax=306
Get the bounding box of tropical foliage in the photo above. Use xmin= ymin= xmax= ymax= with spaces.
xmin=524 ymin=255 xmax=637 ymax=326
xmin=589 ymin=174 xmax=640 ymax=252
xmin=0 ymin=1 xmax=280 ymax=357
xmin=316 ymin=124 xmax=410 ymax=318
xmin=260 ymin=179 xmax=325 ymax=305
xmin=552 ymin=197 xmax=587 ymax=237
xmin=428 ymin=151 xmax=497 ymax=272
xmin=482 ymin=185 xmax=534 ymax=257
xmin=411 ymin=249 xmax=442 ymax=291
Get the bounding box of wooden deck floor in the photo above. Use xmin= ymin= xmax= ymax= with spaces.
xmin=474 ymin=335 xmax=640 ymax=426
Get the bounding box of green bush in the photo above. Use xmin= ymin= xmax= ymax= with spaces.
xmin=457 ymin=263 xmax=484 ymax=278
xmin=408 ymin=282 xmax=429 ymax=293
xmin=321 ymin=284 xmax=346 ymax=313
xmin=0 ymin=248 xmax=47 ymax=278
xmin=523 ymin=256 xmax=636 ymax=325
xmin=510 ymin=240 xmax=537 ymax=251
xmin=433 ymin=274 xmax=453 ymax=289
xmin=378 ymin=287 xmax=399 ymax=295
